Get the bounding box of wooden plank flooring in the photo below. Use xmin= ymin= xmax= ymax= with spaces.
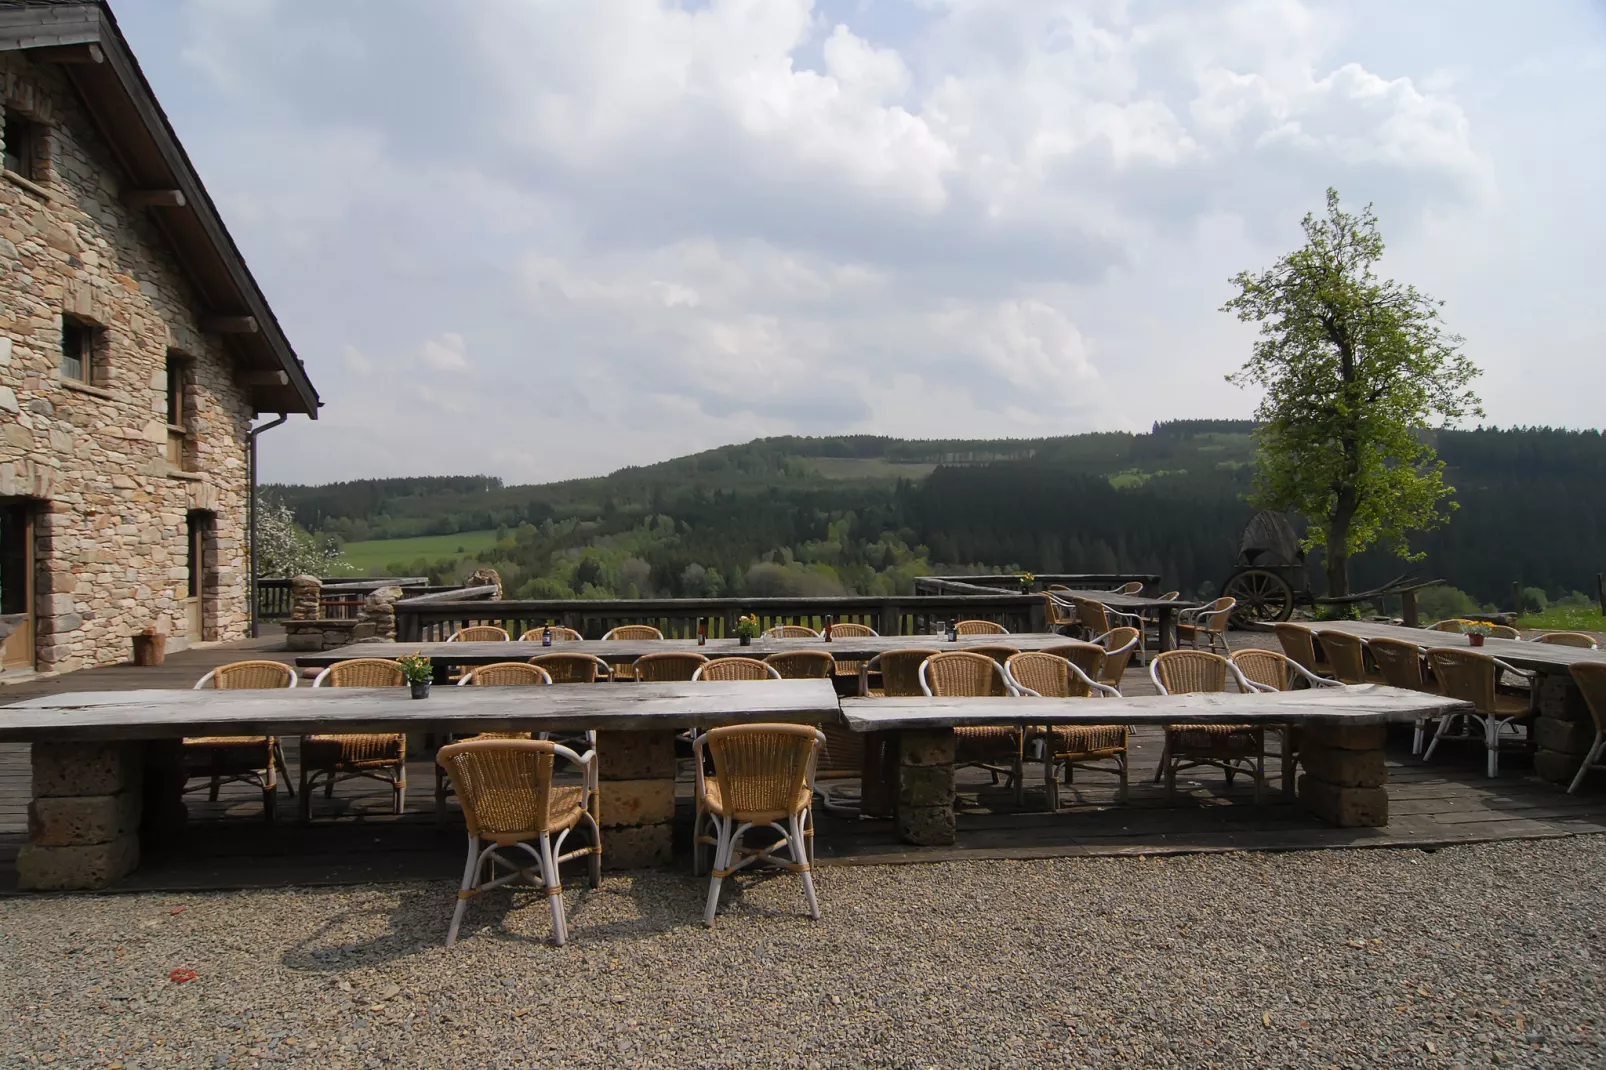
xmin=2 ymin=634 xmax=1605 ymax=893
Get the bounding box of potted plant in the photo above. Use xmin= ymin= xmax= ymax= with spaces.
xmin=1464 ymin=621 xmax=1493 ymax=648
xmin=398 ymin=652 xmax=433 ymax=698
xmin=131 ymin=625 xmax=166 ymax=667
xmin=734 ymin=614 xmax=762 ymax=647
xmin=1018 ymin=571 xmax=1035 ymax=587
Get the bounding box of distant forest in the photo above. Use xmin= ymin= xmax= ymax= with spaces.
xmin=266 ymin=423 xmax=1606 ymax=607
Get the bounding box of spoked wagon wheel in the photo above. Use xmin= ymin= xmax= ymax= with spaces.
xmin=1223 ymin=569 xmax=1295 ymax=624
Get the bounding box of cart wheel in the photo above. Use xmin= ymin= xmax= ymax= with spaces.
xmin=1223 ymin=569 xmax=1295 ymax=624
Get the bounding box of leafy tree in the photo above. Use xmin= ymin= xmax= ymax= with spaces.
xmin=1224 ymin=189 xmax=1482 ymax=596
xmin=254 ymin=493 xmax=350 ymax=578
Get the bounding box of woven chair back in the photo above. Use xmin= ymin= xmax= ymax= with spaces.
xmin=633 ymin=652 xmax=708 ymax=681
xmin=819 ymin=725 xmax=863 ymax=773
xmin=1006 ymin=652 xmax=1093 ymax=698
xmin=966 ymin=644 xmax=1021 ymax=665
xmin=764 ymin=624 xmax=821 ymax=639
xmin=519 ymin=626 xmax=584 ymax=641
xmin=705 ymin=724 xmax=820 ymax=822
xmin=320 ymin=659 xmax=406 ymax=687
xmin=828 ymin=622 xmax=877 ymax=638
xmin=1272 ymin=623 xmax=1321 ymax=671
xmin=1100 ymin=627 xmax=1141 ymax=680
xmin=437 ymin=738 xmax=557 ymax=838
xmin=448 ymin=626 xmax=510 ymax=642
xmin=1073 ymin=598 xmax=1111 ymax=635
xmin=1487 ymin=625 xmax=1520 ymax=640
xmin=1427 ymin=620 xmax=1468 ymax=633
xmin=464 ymin=662 xmax=551 ymax=686
xmin=877 ymin=649 xmax=941 ymax=697
xmin=954 ymin=619 xmax=1008 ymax=636
xmin=1043 ymin=642 xmax=1105 ymax=682
xmin=696 ymin=657 xmax=777 ymax=681
xmin=1535 ymin=632 xmax=1598 ymax=649
xmin=1043 ymin=593 xmax=1076 ymax=627
xmin=1426 ymin=649 xmax=1497 ymax=714
xmin=1152 ymin=650 xmax=1229 ymax=695
xmin=1315 ymin=630 xmax=1371 ymax=684
xmin=604 ymin=625 xmax=664 ymax=640
xmin=765 ymin=650 xmax=834 ymax=679
xmin=1158 ymin=591 xmax=1180 ymax=602
xmin=1112 ymin=582 xmax=1144 ymax=595
xmin=923 ymin=651 xmax=1009 ymax=696
xmin=1230 ymin=649 xmax=1290 ymax=691
xmin=1570 ymin=663 xmax=1606 ymax=732
xmin=1198 ymin=597 xmax=1235 ymax=633
xmin=208 ymin=660 xmax=295 ymax=689
xmin=1367 ymin=638 xmax=1429 ymax=690
xmin=529 ymin=652 xmax=607 ymax=683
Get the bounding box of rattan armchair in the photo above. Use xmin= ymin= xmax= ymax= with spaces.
xmin=1042 ymin=641 xmax=1106 ymax=685
xmin=822 ymin=623 xmax=876 ymax=679
xmin=1073 ymin=598 xmax=1146 ymax=661
xmin=518 ymin=625 xmax=584 ymax=641
xmin=1007 ymin=652 xmax=1125 ymax=809
xmin=1423 ymin=649 xmax=1534 ymax=777
xmin=529 ymin=651 xmax=614 ymax=683
xmin=1566 ymin=663 xmax=1606 ymax=793
xmin=1109 ymin=582 xmax=1145 ymax=595
xmin=632 ymin=651 xmax=708 ymax=682
xmin=920 ymin=651 xmax=1024 ymax=802
xmin=1314 ymin=630 xmax=1387 ymax=685
xmin=1427 ymin=619 xmax=1472 ymax=633
xmin=966 ymin=643 xmax=1021 ymax=665
xmin=1366 ymin=637 xmax=1442 ymax=754
xmin=437 ymin=662 xmax=551 ymax=817
xmin=447 ymin=626 xmax=511 ymax=642
xmin=693 ymin=723 xmax=824 ymax=925
xmin=1043 ymin=593 xmax=1078 ymax=633
xmin=765 ymin=650 xmax=834 ymax=679
xmin=1149 ymin=650 xmax=1266 ymax=804
xmin=1272 ymin=622 xmax=1332 ymax=677
xmin=437 ymin=738 xmax=599 ymax=946
xmin=602 ymin=625 xmax=664 ymax=640
xmin=303 ymin=659 xmax=409 ymax=821
xmin=764 ymin=624 xmax=821 ymax=639
xmin=1092 ymin=627 xmax=1140 ymax=687
xmin=954 ymin=619 xmax=1009 ymax=636
xmin=1535 ymin=632 xmax=1598 ymax=649
xmin=694 ymin=657 xmax=782 ymax=681
xmin=863 ymin=648 xmax=941 ymax=698
xmin=1176 ymin=597 xmax=1235 ymax=657
xmin=1229 ymin=649 xmax=1338 ymax=794
xmin=186 ymin=661 xmax=296 ymax=821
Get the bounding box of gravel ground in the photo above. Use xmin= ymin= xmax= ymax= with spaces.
xmin=2 ymin=837 xmax=1602 ymax=1069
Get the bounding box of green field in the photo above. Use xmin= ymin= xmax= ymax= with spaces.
xmin=340 ymin=530 xmax=500 ymax=574
xmin=1514 ymin=606 xmax=1606 ymax=633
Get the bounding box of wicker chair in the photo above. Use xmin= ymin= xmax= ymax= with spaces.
xmin=1043 ymin=593 xmax=1078 ymax=633
xmin=1149 ymin=650 xmax=1266 ymax=804
xmin=1314 ymin=630 xmax=1387 ymax=685
xmin=436 ymin=662 xmax=551 ymax=816
xmin=1367 ymin=637 xmax=1442 ymax=754
xmin=1423 ymin=649 xmax=1534 ymax=777
xmin=1566 ymin=663 xmax=1606 ymax=793
xmin=303 ymin=659 xmax=409 ymax=821
xmin=1176 ymin=597 xmax=1235 ymax=657
xmin=920 ymin=651 xmax=1024 ymax=802
xmin=186 ymin=661 xmax=296 ymax=821
xmin=437 ymin=738 xmax=600 ymax=946
xmin=966 ymin=644 xmax=1021 ymax=665
xmin=693 ymin=723 xmax=825 ymax=925
xmin=529 ymin=652 xmax=613 ymax=683
xmin=1006 ymin=652 xmax=1125 ymax=809
xmin=1072 ymin=598 xmax=1146 ymax=661
xmin=602 ymin=625 xmax=664 ymax=640
xmin=1109 ymin=582 xmax=1145 ymax=595
xmin=1272 ymin=622 xmax=1332 ymax=677
xmin=822 ymin=622 xmax=876 ymax=679
xmin=447 ymin=626 xmax=510 ymax=642
xmin=764 ymin=624 xmax=821 ymax=639
xmin=1487 ymin=624 xmax=1521 ymax=640
xmin=1229 ymin=649 xmax=1338 ymax=793
xmin=632 ymin=651 xmax=708 ymax=682
xmin=1428 ymin=619 xmax=1470 ymax=633
xmin=1042 ymin=641 xmax=1106 ymax=685
xmin=1535 ymin=632 xmax=1598 ymax=649
xmin=863 ymin=648 xmax=940 ymax=698
xmin=765 ymin=650 xmax=834 ymax=679
xmin=954 ymin=619 xmax=1009 ymax=636
xmin=518 ymin=625 xmax=584 ymax=642
xmin=1093 ymin=627 xmax=1141 ymax=688
xmin=694 ymin=657 xmax=781 ymax=681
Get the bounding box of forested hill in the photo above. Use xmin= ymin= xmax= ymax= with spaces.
xmin=265 ymin=423 xmax=1606 ymax=606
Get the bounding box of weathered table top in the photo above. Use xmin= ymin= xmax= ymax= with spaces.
xmin=1049 ymin=590 xmax=1200 ymax=612
xmin=1303 ymin=620 xmax=1606 ymax=673
xmin=0 ymin=680 xmax=842 ymax=742
xmin=839 ymin=685 xmax=1471 ymax=732
xmin=294 ymin=634 xmax=1085 ymax=669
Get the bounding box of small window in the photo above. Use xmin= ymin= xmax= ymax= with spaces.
xmin=3 ymin=113 xmax=38 ymax=180
xmin=61 ymin=315 xmax=93 ymax=381
xmin=166 ymin=354 xmax=185 ymax=425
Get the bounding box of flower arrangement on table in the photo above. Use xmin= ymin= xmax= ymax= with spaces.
xmin=397 ymin=652 xmax=434 ymax=695
xmin=1463 ymin=621 xmax=1494 ymax=646
xmin=1018 ymin=571 xmax=1035 ymax=586
xmin=734 ymin=614 xmax=762 ymax=645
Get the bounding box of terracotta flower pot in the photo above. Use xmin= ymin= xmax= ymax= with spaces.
xmin=132 ymin=633 xmax=167 ymax=666
xmin=1468 ymin=634 xmax=1485 ymax=647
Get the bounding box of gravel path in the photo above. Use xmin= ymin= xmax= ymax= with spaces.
xmin=2 ymin=836 xmax=1602 ymax=1069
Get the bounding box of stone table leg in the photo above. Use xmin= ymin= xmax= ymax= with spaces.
xmin=897 ymin=728 xmax=956 ymax=846
xmin=595 ymin=729 xmax=677 ymax=869
xmin=1297 ymin=724 xmax=1388 ymax=827
xmin=1532 ymin=672 xmax=1593 ymax=786
xmin=18 ymin=742 xmax=143 ymax=891
xmin=1154 ymin=605 xmax=1179 ymax=655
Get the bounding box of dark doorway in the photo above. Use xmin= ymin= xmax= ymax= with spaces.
xmin=0 ymin=502 xmax=35 ymax=670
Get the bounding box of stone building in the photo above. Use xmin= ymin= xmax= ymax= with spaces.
xmin=0 ymin=1 xmax=319 ymax=675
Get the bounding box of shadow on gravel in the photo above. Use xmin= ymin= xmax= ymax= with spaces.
xmin=279 ymin=884 xmax=457 ymax=970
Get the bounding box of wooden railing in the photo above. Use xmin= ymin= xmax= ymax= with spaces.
xmin=916 ymin=573 xmax=1159 ymax=595
xmin=394 ymin=592 xmax=1052 ymax=643
xmin=255 ymin=577 xmax=434 ymax=622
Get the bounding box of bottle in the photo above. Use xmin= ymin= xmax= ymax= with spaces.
xmin=823 ymin=616 xmax=833 ymax=643
xmin=697 ymin=617 xmax=707 ymax=646
xmin=542 ymin=621 xmax=553 ymax=647
xmin=946 ymin=619 xmax=958 ymax=643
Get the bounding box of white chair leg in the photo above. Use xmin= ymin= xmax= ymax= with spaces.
xmin=447 ymin=834 xmax=479 ymax=948
xmin=1569 ymin=732 xmax=1605 ymax=794
xmin=1485 ymin=716 xmax=1499 ymax=778
xmin=539 ymin=833 xmax=567 ymax=946
xmin=1412 ymin=718 xmax=1425 ymax=756
xmin=585 ymin=813 xmax=602 ymax=888
xmin=1422 ymin=713 xmax=1456 ymax=762
xmin=792 ymin=812 xmax=821 ymax=920
xmin=704 ymin=817 xmax=731 ymax=927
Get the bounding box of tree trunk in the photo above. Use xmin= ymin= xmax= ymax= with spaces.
xmin=1325 ymin=504 xmax=1355 ymax=598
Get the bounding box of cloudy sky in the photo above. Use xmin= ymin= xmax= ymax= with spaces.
xmin=112 ymin=0 xmax=1606 ymax=486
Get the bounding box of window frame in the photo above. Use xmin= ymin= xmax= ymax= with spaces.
xmin=2 ymin=111 xmax=37 ymax=181
xmin=60 ymin=314 xmax=94 ymax=383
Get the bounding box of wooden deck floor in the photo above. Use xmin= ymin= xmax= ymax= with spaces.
xmin=3 ymin=635 xmax=1604 ymax=892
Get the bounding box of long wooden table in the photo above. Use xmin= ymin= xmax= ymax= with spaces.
xmin=842 ymin=685 xmax=1471 ymax=844
xmin=1051 ymin=590 xmax=1200 ymax=653
xmin=1302 ymin=620 xmax=1606 ymax=672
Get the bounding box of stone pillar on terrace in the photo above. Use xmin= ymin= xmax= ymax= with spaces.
xmin=467 ymin=567 xmax=503 ymax=600
xmin=289 ymin=574 xmax=322 ymax=621
xmin=18 ymin=742 xmax=143 ymax=890
xmin=1298 ymin=723 xmax=1388 ymax=827
xmin=594 ymin=730 xmax=675 ymax=868
xmin=898 ymin=728 xmax=957 ymax=845
xmin=1532 ymin=672 xmax=1594 ymax=785
xmin=359 ymin=585 xmax=404 ymax=642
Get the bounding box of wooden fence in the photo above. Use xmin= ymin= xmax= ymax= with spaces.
xmin=255 ymin=577 xmax=434 ymax=622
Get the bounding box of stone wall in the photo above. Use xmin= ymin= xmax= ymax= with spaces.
xmin=0 ymin=55 xmax=254 ymax=672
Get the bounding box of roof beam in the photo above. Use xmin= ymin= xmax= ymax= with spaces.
xmin=125 ymin=188 xmax=185 ymax=208
xmin=29 ymin=43 xmax=103 ymax=64
xmin=240 ymin=370 xmax=289 ymax=387
xmin=200 ymin=315 xmax=259 ymax=334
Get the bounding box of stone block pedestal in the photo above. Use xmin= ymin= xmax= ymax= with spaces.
xmin=18 ymin=742 xmax=144 ymax=890
xmin=1297 ymin=723 xmax=1389 ymax=827
xmin=595 ymin=730 xmax=677 ymax=869
xmin=1532 ymin=672 xmax=1593 ymax=786
xmin=897 ymin=728 xmax=956 ymax=845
